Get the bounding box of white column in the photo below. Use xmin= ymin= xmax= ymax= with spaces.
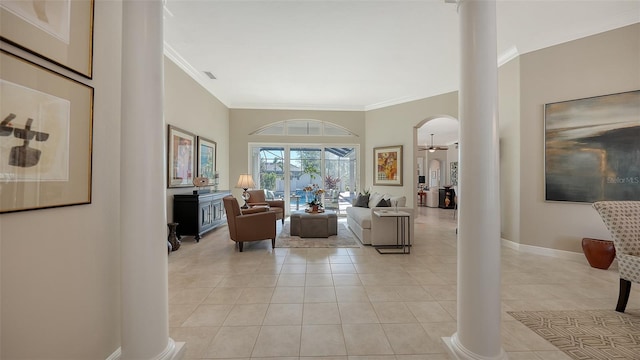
xmin=443 ymin=0 xmax=507 ymax=359
xmin=120 ymin=1 xmax=184 ymax=359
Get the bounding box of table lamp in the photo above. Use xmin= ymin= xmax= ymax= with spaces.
xmin=235 ymin=174 xmax=255 ymax=209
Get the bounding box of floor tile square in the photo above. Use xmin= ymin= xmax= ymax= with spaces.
xmin=342 ymin=323 xmax=394 ymax=355
xmin=235 ymin=287 xmax=274 ymax=304
xmin=263 ymin=303 xmax=303 ymax=325
xmin=306 ymin=273 xmax=335 ymax=286
xmin=371 ymin=302 xmax=418 ymax=323
xmin=300 ymin=324 xmax=347 ymax=356
xmin=303 ymin=302 xmax=341 ymax=324
xmin=252 ymin=325 xmax=301 ymax=357
xmin=307 ymin=264 xmax=332 ymax=273
xmin=338 ymin=302 xmax=380 ymax=324
xmin=305 ymin=286 xmax=337 ymax=303
xmin=333 ymin=274 xmax=363 ymax=286
xmin=271 ymin=286 xmax=304 ymax=303
xmin=382 ymin=323 xmax=441 ymax=354
xmin=405 ymin=301 xmax=454 ymax=322
xmin=181 ymin=304 xmax=233 ymax=327
xmin=278 ymin=274 xmax=307 ymax=286
xmin=222 ymin=303 xmax=268 ymax=326
xmin=202 ymin=287 xmax=243 ymax=304
xmin=203 ymin=325 xmax=260 ymax=358
xmin=335 ymin=286 xmax=370 ymax=302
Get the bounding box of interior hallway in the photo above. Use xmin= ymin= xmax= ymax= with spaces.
xmin=168 ymin=206 xmax=640 ymax=359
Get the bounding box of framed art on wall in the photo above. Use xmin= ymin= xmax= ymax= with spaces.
xmin=374 ymin=145 xmax=403 ymax=186
xmin=0 ymin=50 xmax=94 ymax=213
xmin=545 ymin=90 xmax=640 ymax=203
xmin=0 ymin=0 xmax=94 ymax=78
xmin=197 ymin=136 xmax=217 ymax=185
xmin=167 ymin=125 xmax=196 ymax=188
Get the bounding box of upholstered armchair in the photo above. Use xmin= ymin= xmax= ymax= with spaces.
xmin=223 ymin=196 xmax=277 ymax=252
xmin=246 ymin=189 xmax=285 ymax=224
xmin=592 ymin=201 xmax=640 ymax=312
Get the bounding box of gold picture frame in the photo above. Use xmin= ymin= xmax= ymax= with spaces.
xmin=374 ymin=145 xmax=403 ymax=186
xmin=0 ymin=50 xmax=94 ymax=213
xmin=197 ymin=136 xmax=217 ymax=185
xmin=167 ymin=125 xmax=196 ymax=188
xmin=0 ymin=0 xmax=94 ymax=78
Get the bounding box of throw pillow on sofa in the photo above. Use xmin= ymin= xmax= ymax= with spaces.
xmin=354 ymin=193 xmax=369 ymax=207
xmin=376 ymin=198 xmax=391 ymax=207
xmin=387 ymin=195 xmax=406 ymax=207
xmin=368 ymin=192 xmax=384 ymax=208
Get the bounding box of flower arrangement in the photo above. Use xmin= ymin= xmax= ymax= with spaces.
xmin=304 ymin=184 xmax=325 ymax=208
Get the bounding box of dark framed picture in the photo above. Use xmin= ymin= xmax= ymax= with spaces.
xmin=167 ymin=125 xmax=196 ymax=188
xmin=0 ymin=50 xmax=94 ymax=213
xmin=0 ymin=0 xmax=94 ymax=78
xmin=545 ymin=90 xmax=640 ymax=203
xmin=197 ymin=136 xmax=217 ymax=185
xmin=374 ymin=145 xmax=403 ymax=186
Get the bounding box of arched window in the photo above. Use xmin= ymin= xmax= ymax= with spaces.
xmin=250 ymin=119 xmax=357 ymax=137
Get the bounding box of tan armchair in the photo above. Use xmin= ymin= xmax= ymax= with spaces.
xmin=246 ymin=189 xmax=285 ymax=224
xmin=593 ymin=201 xmax=640 ymax=312
xmin=223 ymin=196 xmax=277 ymax=252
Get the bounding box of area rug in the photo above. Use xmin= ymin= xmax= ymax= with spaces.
xmin=508 ymin=309 xmax=640 ymax=360
xmin=275 ymin=222 xmax=361 ymax=248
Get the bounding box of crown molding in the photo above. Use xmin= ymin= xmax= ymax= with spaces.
xmin=163 ymin=42 xmax=231 ymax=107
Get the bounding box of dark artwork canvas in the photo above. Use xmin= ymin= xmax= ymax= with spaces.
xmin=545 ymin=90 xmax=640 ymax=203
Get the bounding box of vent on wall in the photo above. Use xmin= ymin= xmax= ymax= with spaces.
xmin=204 ymin=71 xmax=216 ymax=80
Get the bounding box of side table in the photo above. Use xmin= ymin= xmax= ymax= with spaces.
xmin=373 ymin=210 xmax=411 ymax=254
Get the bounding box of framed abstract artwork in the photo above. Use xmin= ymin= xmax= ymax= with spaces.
xmin=0 ymin=50 xmax=94 ymax=213
xmin=450 ymin=161 xmax=458 ymax=186
xmin=167 ymin=125 xmax=196 ymax=188
xmin=545 ymin=90 xmax=640 ymax=203
xmin=197 ymin=136 xmax=217 ymax=185
xmin=374 ymin=145 xmax=403 ymax=186
xmin=0 ymin=0 xmax=94 ymax=78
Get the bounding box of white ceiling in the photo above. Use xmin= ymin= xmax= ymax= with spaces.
xmin=164 ymin=0 xmax=639 ymax=144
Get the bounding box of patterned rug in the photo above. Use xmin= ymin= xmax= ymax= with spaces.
xmin=275 ymin=222 xmax=361 ymax=248
xmin=508 ymin=309 xmax=640 ymax=360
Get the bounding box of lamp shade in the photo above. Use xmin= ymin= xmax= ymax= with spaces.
xmin=236 ymin=174 xmax=255 ymax=189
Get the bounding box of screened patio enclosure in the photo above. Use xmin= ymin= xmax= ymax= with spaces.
xmin=249 ymin=145 xmax=359 ymax=216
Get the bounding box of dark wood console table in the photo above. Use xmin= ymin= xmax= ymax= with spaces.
xmin=173 ymin=190 xmax=230 ymax=242
xmin=439 ymin=188 xmax=456 ymax=209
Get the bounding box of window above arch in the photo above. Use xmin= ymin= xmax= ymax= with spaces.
xmin=250 ymin=119 xmax=357 ymax=137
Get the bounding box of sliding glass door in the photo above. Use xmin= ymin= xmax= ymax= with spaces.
xmin=250 ymin=144 xmax=359 ymax=216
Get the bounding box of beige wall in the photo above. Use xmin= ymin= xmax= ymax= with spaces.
xmin=228 ymin=109 xmax=365 ymax=200
xmin=365 ymin=92 xmax=459 ymax=207
xmin=499 ymin=57 xmax=521 ymax=243
xmin=164 ymin=58 xmax=230 ymax=222
xmin=517 ymin=23 xmax=640 ymax=252
xmin=1 ymin=1 xmax=122 ymax=358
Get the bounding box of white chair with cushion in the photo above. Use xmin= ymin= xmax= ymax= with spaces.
xmin=592 ymin=201 xmax=640 ymax=313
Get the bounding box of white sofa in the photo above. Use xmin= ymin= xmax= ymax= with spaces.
xmin=346 ymin=192 xmax=414 ymax=246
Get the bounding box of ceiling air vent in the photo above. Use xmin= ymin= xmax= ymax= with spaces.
xmin=204 ymin=71 xmax=216 ymax=80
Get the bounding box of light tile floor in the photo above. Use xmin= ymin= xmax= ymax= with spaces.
xmin=169 ymin=206 xmax=640 ymax=359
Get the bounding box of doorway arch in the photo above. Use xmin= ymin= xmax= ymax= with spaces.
xmin=413 ymin=116 xmax=459 ymax=201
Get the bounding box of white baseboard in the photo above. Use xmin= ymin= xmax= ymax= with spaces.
xmin=442 ymin=334 xmax=508 ymax=360
xmin=501 ymin=238 xmax=588 ymax=264
xmin=106 ymin=340 xmax=186 ymax=360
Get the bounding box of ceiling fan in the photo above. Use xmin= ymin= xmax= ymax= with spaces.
xmin=419 ymin=134 xmax=449 ymax=153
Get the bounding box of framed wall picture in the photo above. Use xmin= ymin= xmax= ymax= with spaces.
xmin=0 ymin=0 xmax=94 ymax=78
xmin=197 ymin=136 xmax=217 ymax=185
xmin=450 ymin=161 xmax=458 ymax=186
xmin=0 ymin=50 xmax=94 ymax=213
xmin=374 ymin=145 xmax=403 ymax=186
xmin=545 ymin=90 xmax=640 ymax=203
xmin=167 ymin=125 xmax=196 ymax=188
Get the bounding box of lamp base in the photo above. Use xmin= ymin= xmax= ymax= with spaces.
xmin=241 ymin=188 xmax=250 ymax=209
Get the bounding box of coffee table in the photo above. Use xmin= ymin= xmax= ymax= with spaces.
xmin=290 ymin=210 xmax=337 ymax=238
